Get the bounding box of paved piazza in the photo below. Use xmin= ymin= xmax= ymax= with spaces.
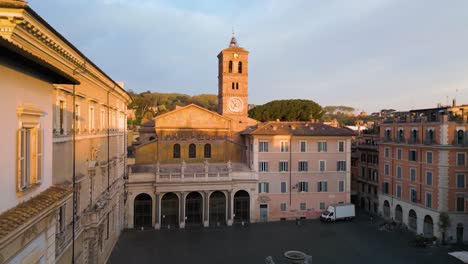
xmin=109 ymin=212 xmax=461 ymax=264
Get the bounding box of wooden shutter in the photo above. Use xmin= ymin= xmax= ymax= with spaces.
xmin=36 ymin=128 xmax=43 ymax=183
xmin=17 ymin=129 xmax=25 ymax=190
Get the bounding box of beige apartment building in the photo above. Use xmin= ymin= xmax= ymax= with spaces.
xmin=0 ymin=1 xmax=131 ymax=263
xmin=379 ymin=105 xmax=468 ymax=242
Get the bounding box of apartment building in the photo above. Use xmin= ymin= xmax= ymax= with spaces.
xmin=0 ymin=1 xmax=131 ymax=263
xmin=242 ymin=122 xmax=355 ymax=221
xmin=379 ymin=105 xmax=468 ymax=242
xmin=353 ymin=133 xmax=380 ymax=214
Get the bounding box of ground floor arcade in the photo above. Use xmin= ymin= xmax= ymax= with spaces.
xmin=126 ymin=184 xmax=258 ymax=229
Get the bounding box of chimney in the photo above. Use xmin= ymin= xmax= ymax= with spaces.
xmin=453 ymin=98 xmax=457 ymax=107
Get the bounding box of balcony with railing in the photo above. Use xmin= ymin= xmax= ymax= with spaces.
xmin=129 ymin=162 xmax=257 ymax=184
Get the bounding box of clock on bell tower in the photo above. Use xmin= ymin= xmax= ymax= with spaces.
xmin=217 ymin=35 xmax=249 ymax=119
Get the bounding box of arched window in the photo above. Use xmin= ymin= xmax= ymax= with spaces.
xmin=232 ymin=82 xmax=235 ymax=90
xmin=236 ymin=83 xmax=239 ymax=90
xmin=189 ymin=143 xmax=196 ymax=159
xmin=204 ymin=144 xmax=211 ymax=159
xmin=238 ymin=61 xmax=242 ymax=73
xmin=228 ymin=61 xmax=233 ymax=73
xmin=173 ymin=144 xmax=181 ymax=159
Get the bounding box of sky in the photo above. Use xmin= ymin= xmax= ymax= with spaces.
xmin=29 ymin=0 xmax=468 ymax=113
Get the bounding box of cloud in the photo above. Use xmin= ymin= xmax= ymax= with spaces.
xmin=29 ymin=0 xmax=468 ymax=112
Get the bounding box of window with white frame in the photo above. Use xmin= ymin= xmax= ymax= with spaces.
xmin=382 ymin=182 xmax=389 ymax=194
xmin=259 ymin=161 xmax=269 ymax=172
xmin=318 ymin=141 xmax=327 ymax=152
xmin=384 ymin=163 xmax=389 ymax=175
xmin=279 ymin=161 xmax=289 ymax=172
xmin=426 ymin=151 xmax=433 ymax=164
xmin=89 ymin=106 xmax=95 ymax=130
xmin=338 ymin=180 xmax=344 ymax=192
xmin=410 ymin=188 xmax=417 ymax=203
xmin=410 ymin=167 xmax=416 ymax=182
xmin=259 ymin=182 xmax=269 ymax=193
xmin=384 ymin=147 xmax=389 ymax=158
xmin=280 ymin=203 xmax=287 ymax=211
xmin=457 ymin=196 xmax=465 ymax=212
xmin=57 ymin=205 xmax=65 ymax=234
xmin=317 ymin=181 xmax=328 ymax=192
xmin=75 ymin=103 xmax=81 ymax=131
xmin=319 ymin=202 xmax=326 ymax=210
xmin=338 ymin=141 xmax=345 ymax=152
xmin=457 ymin=174 xmax=465 ymax=188
xmin=58 ymin=99 xmax=66 ymax=134
xmin=300 ymin=202 xmax=306 ymax=211
xmin=280 ymin=141 xmax=289 ymax=152
xmin=397 ymin=148 xmax=402 ymax=160
xmin=396 ymin=184 xmax=402 ymax=198
xmin=396 ymin=165 xmax=402 ymax=179
xmin=300 ymin=141 xmax=307 ymax=152
xmin=298 ymin=161 xmax=308 ymax=172
xmin=426 ymin=171 xmax=433 ymax=186
xmin=100 ymin=109 xmax=106 ymax=130
xmin=337 ymin=161 xmax=346 ymax=171
xmin=259 ymin=141 xmax=269 ymax=152
xmin=298 ymin=181 xmax=309 ymax=192
xmin=408 ymin=150 xmax=417 ymax=162
xmin=17 ymin=108 xmax=44 ymax=191
xmin=426 ymin=192 xmax=432 ymax=208
xmin=319 ymin=160 xmax=326 ymax=172
xmin=281 ymin=182 xmax=287 ymax=193
xmin=457 ymin=153 xmax=466 ymax=166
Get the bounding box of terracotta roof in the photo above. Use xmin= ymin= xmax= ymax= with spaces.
xmin=0 ymin=185 xmax=72 ymax=240
xmin=241 ymin=122 xmax=357 ymax=137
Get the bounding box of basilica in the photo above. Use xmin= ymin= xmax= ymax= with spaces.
xmin=127 ymin=37 xmax=354 ymax=229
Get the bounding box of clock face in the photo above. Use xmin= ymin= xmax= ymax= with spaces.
xmin=228 ymin=97 xmax=243 ymax=113
xmin=233 ymin=53 xmax=239 ymax=59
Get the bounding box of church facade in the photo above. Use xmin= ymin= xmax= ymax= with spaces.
xmin=127 ymin=37 xmax=355 ymax=229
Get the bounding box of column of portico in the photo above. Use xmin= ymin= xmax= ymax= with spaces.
xmin=204 ymin=191 xmax=210 ymax=227
xmin=179 ymin=192 xmax=186 ymax=228
xmin=154 ymin=193 xmax=161 ymax=230
xmin=227 ymin=190 xmax=233 ymax=226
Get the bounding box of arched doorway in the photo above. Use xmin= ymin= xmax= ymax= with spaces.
xmin=161 ymin=193 xmax=179 ymax=228
xmin=395 ymin=205 xmax=403 ymax=223
xmin=209 ymin=191 xmax=226 ymax=226
xmin=383 ymin=200 xmax=390 ymax=218
xmin=134 ymin=193 xmax=152 ymax=228
xmin=234 ymin=190 xmax=250 ymax=223
xmin=186 ymin=192 xmax=203 ymax=227
xmin=423 ymin=215 xmax=434 ymax=237
xmin=408 ymin=210 xmax=417 ymax=232
xmin=360 ymin=197 xmax=365 ymax=208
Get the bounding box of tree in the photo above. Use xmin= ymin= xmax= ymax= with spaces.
xmin=438 ymin=212 xmax=451 ymax=245
xmin=248 ymin=99 xmax=323 ymax=122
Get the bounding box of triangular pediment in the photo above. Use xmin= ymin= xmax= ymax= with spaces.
xmin=154 ymin=104 xmax=231 ymax=130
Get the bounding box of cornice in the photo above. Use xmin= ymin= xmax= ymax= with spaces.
xmin=0 ymin=6 xmax=132 ymax=103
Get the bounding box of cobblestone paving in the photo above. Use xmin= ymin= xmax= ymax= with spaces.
xmin=109 ymin=212 xmax=462 ymax=264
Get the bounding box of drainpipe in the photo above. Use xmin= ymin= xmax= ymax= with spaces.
xmin=72 ymin=84 xmax=76 ymax=264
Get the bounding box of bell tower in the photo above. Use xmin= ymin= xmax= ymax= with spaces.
xmin=217 ymin=35 xmax=249 ymax=119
